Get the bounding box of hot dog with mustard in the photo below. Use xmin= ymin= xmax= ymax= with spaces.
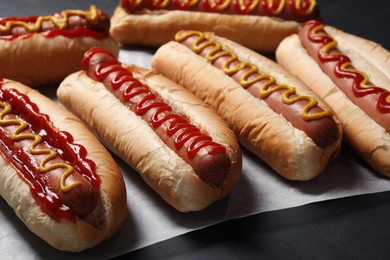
xmin=152 ymin=30 xmax=342 ymax=180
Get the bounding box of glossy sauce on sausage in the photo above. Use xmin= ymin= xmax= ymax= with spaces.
xmin=120 ymin=0 xmax=319 ymax=22
xmin=0 ymin=5 xmax=110 ymax=40
xmin=298 ymin=19 xmax=390 ymax=133
xmin=175 ymin=30 xmax=340 ymax=148
xmin=0 ymin=80 xmax=100 ymax=221
xmin=81 ymin=48 xmax=232 ymax=184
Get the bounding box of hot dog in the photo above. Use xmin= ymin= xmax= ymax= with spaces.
xmin=0 ymin=5 xmax=119 ymax=87
xmin=57 ymin=47 xmax=241 ymax=212
xmin=276 ymin=19 xmax=390 ymax=177
xmin=110 ymin=0 xmax=320 ymax=52
xmin=151 ymin=30 xmax=342 ymax=180
xmin=0 ymin=77 xmax=127 ymax=251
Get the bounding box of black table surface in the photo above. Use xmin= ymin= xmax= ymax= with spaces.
xmin=1 ymin=1 xmax=390 ymax=259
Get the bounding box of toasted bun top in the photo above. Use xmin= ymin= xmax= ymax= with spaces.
xmin=0 ymin=33 xmax=119 ymax=87
xmin=110 ymin=5 xmax=298 ymax=52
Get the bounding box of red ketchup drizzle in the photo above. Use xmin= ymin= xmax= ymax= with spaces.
xmin=0 ymin=16 xmax=40 ymax=25
xmin=41 ymin=27 xmax=108 ymax=39
xmin=83 ymin=48 xmax=226 ymax=159
xmin=0 ymin=80 xmax=100 ymax=222
xmin=307 ymin=20 xmax=390 ymax=113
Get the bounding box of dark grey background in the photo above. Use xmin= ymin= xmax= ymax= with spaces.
xmin=0 ymin=1 xmax=390 ymax=259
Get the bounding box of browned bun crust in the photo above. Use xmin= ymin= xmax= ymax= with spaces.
xmin=0 ymin=78 xmax=126 ymax=252
xmin=151 ymin=33 xmax=342 ymax=181
xmin=110 ymin=5 xmax=298 ymax=52
xmin=0 ymin=34 xmax=118 ymax=88
xmin=57 ymin=65 xmax=242 ymax=212
xmin=276 ymin=29 xmax=390 ymax=177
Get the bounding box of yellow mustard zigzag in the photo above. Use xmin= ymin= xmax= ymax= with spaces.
xmin=0 ymin=5 xmax=99 ymax=34
xmin=175 ymin=30 xmax=332 ymax=121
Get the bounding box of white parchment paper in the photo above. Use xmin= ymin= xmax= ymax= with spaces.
xmin=0 ymin=48 xmax=389 ymax=259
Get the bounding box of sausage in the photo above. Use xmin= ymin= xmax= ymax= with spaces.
xmin=81 ymin=48 xmax=232 ymax=184
xmin=298 ymin=19 xmax=390 ymax=133
xmin=120 ymin=0 xmax=319 ymax=22
xmin=0 ymin=87 xmax=99 ymax=217
xmin=0 ymin=112 xmax=98 ymax=217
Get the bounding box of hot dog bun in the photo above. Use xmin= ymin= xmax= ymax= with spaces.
xmin=276 ymin=22 xmax=390 ymax=177
xmin=0 ymin=78 xmax=126 ymax=251
xmin=152 ymin=31 xmax=342 ymax=181
xmin=0 ymin=5 xmax=119 ymax=88
xmin=0 ymin=33 xmax=118 ymax=88
xmin=110 ymin=0 xmax=320 ymax=53
xmin=57 ymin=56 xmax=241 ymax=212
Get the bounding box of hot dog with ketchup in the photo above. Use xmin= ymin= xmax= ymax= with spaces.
xmin=276 ymin=19 xmax=390 ymax=177
xmin=152 ymin=30 xmax=342 ymax=180
xmin=0 ymin=77 xmax=126 ymax=251
xmin=0 ymin=5 xmax=119 ymax=87
xmin=57 ymin=47 xmax=241 ymax=212
xmin=110 ymin=0 xmax=320 ymax=52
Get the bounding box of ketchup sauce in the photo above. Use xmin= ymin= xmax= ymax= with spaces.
xmin=306 ymin=19 xmax=390 ymax=114
xmin=82 ymin=48 xmax=227 ymax=160
xmin=0 ymin=80 xmax=99 ymax=221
